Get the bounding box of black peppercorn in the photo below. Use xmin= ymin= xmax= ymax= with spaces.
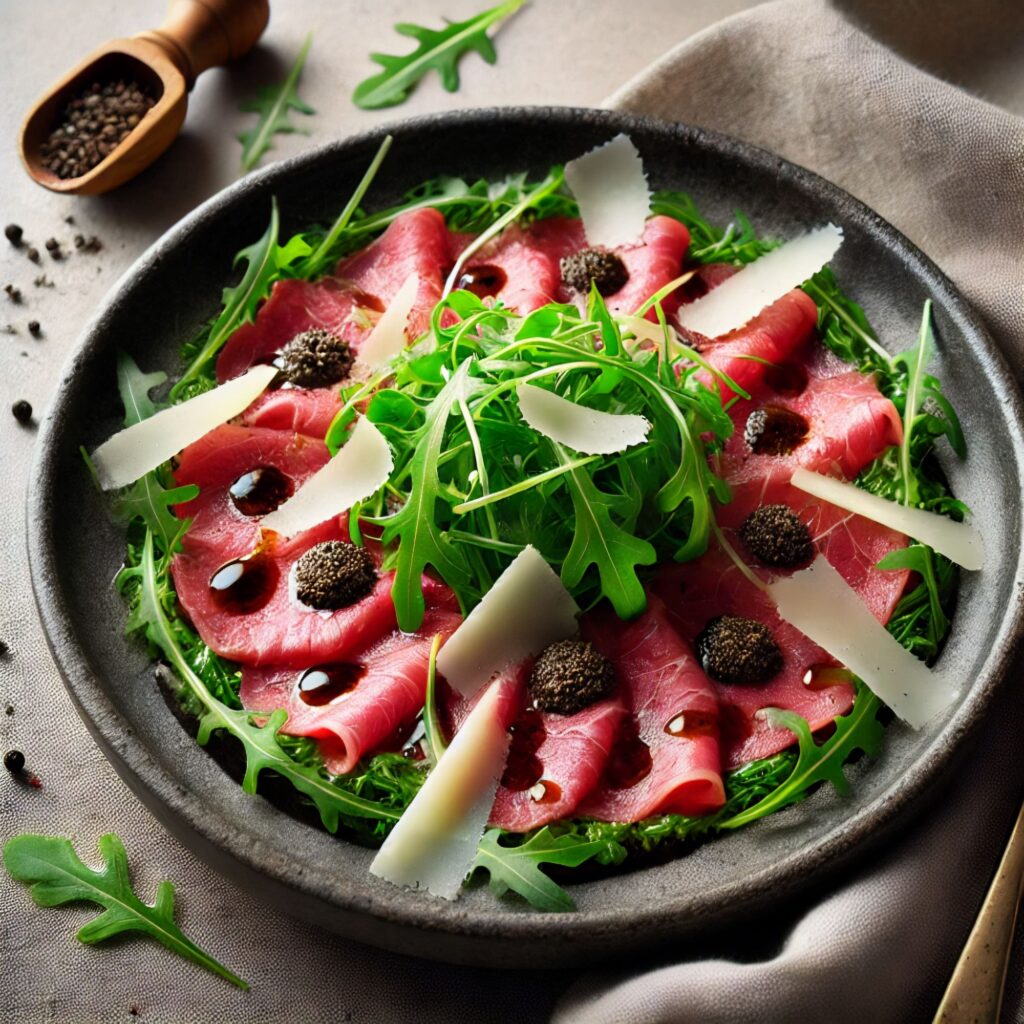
xmin=27 ymin=320 xmax=40 ymax=337
xmin=4 ymin=224 xmax=23 ymax=246
xmin=4 ymin=750 xmax=25 ymax=773
xmin=12 ymin=399 xmax=32 ymax=423
xmin=26 ymin=247 xmax=39 ymax=263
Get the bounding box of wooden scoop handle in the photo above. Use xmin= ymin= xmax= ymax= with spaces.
xmin=137 ymin=0 xmax=270 ymax=87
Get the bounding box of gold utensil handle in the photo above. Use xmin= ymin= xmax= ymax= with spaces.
xmin=933 ymin=800 xmax=1024 ymax=1023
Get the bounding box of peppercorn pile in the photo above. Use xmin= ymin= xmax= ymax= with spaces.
xmin=41 ymin=80 xmax=156 ymax=180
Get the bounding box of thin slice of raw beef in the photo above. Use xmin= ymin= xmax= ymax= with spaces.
xmin=216 ymin=208 xmax=451 ymax=383
xmin=240 ymin=609 xmax=462 ymax=775
xmin=237 ymin=387 xmax=343 ymax=440
xmin=171 ymin=424 xmax=455 ymax=667
xmin=654 ymin=333 xmax=908 ymax=767
xmin=576 ymin=595 xmax=725 ymax=822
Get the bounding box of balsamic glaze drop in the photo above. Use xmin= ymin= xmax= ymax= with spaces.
xmin=604 ymin=717 xmax=653 ymax=790
xmin=229 ymin=466 xmax=293 ymax=517
xmin=208 ymin=551 xmax=278 ymax=614
xmin=456 ymin=263 xmax=507 ymax=298
xmin=501 ymin=709 xmax=547 ymax=791
xmin=296 ymin=663 xmax=365 ymax=706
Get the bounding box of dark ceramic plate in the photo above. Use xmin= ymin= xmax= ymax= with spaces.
xmin=28 ymin=108 xmax=1024 ymax=968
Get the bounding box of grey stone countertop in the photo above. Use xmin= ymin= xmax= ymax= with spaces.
xmin=0 ymin=2 xmax=760 ymax=1022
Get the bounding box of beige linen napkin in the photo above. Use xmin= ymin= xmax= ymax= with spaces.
xmin=554 ymin=2 xmax=1024 ymax=1022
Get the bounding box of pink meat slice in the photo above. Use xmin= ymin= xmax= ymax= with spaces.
xmin=488 ymin=691 xmax=629 ymax=832
xmin=449 ymin=214 xmax=690 ymax=319
xmin=240 ymin=609 xmax=462 ymax=775
xmin=601 ymin=215 xmax=691 ymax=319
xmin=576 ymin=595 xmax=725 ymax=822
xmin=238 ymin=387 xmax=344 ymax=440
xmin=716 ymin=345 xmax=904 ymax=527
xmin=216 ymin=207 xmax=451 ymax=383
xmin=171 ymin=424 xmax=431 ymax=668
xmin=691 ymin=288 xmax=820 ymax=402
xmin=653 ymin=342 xmax=908 ymax=767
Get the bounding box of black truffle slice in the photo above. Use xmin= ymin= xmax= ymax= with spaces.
xmin=295 ymin=541 xmax=377 ymax=610
xmin=560 ymin=248 xmax=630 ymax=296
xmin=529 ymin=639 xmax=616 ymax=716
xmin=695 ymin=615 xmax=783 ymax=685
xmin=740 ymin=504 xmax=814 ymax=567
xmin=744 ymin=406 xmax=810 ymax=456
xmin=277 ymin=328 xmax=354 ymax=389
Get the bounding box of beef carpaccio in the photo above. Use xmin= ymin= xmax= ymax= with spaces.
xmin=168 ymin=204 xmax=913 ymax=835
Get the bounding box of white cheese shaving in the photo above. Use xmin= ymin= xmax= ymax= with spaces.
xmin=516 ymin=383 xmax=650 ymax=456
xmin=436 ymin=545 xmax=579 ymax=698
xmin=369 ymin=678 xmax=510 ymax=900
xmin=790 ymin=468 xmax=985 ymax=571
xmin=354 ymin=272 xmax=420 ymax=371
xmin=768 ymin=555 xmax=957 ymax=729
xmin=675 ymin=224 xmax=844 ymax=338
xmin=91 ymin=364 xmax=277 ymax=491
xmin=564 ymin=133 xmax=651 ymax=249
xmin=259 ymin=417 xmax=392 ymax=537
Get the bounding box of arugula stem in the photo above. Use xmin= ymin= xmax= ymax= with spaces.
xmin=632 ymin=270 xmax=696 ymax=318
xmin=900 ymin=300 xmax=933 ymax=507
xmin=422 ymin=634 xmax=446 ymax=764
xmin=452 ymin=454 xmax=599 ymax=513
xmin=301 ymin=135 xmax=394 ymax=277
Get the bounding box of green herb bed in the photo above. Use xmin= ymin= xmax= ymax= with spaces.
xmin=107 ymin=161 xmax=964 ymax=912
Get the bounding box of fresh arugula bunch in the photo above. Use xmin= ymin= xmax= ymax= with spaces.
xmin=3 ymin=833 xmax=245 ymax=988
xmin=330 ymin=289 xmax=734 ymax=629
xmin=353 ymin=0 xmax=526 ymax=110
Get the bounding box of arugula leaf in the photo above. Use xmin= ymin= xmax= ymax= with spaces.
xmin=471 ymin=827 xmax=613 ymax=912
xmin=353 ymin=0 xmax=525 ymax=110
xmin=375 ymin=363 xmax=477 ymax=631
xmin=719 ymin=688 xmax=885 ymax=829
xmin=116 ymin=350 xmax=165 ymax=426
xmin=173 ymin=200 xmax=310 ymax=399
xmin=877 ymin=544 xmax=952 ymax=660
xmin=238 ymin=33 xmax=315 ymax=172
xmin=556 ymin=444 xmax=656 ymax=619
xmin=3 ymin=833 xmax=246 ymax=989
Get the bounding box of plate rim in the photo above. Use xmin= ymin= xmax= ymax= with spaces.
xmin=26 ymin=105 xmax=1024 ymax=965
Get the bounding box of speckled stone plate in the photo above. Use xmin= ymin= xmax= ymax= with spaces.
xmin=27 ymin=108 xmax=1024 ymax=968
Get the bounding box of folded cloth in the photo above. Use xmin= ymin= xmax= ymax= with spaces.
xmin=554 ymin=2 xmax=1024 ymax=1022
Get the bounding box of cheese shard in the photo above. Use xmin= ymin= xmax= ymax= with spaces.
xmin=791 ymin=468 xmax=985 ymax=571
xmin=676 ymin=224 xmax=844 ymax=339
xmin=768 ymin=556 xmax=957 ymax=729
xmin=355 ymin=272 xmax=420 ymax=370
xmin=259 ymin=416 xmax=392 ymax=537
xmin=564 ymin=134 xmax=651 ymax=249
xmin=516 ymin=383 xmax=650 ymax=456
xmin=370 ymin=678 xmax=510 ymax=900
xmin=92 ymin=364 xmax=277 ymax=490
xmin=436 ymin=545 xmax=579 ymax=697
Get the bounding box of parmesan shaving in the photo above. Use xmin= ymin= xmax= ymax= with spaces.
xmin=675 ymin=224 xmax=844 ymax=338
xmin=354 ymin=272 xmax=420 ymax=370
xmin=259 ymin=417 xmax=392 ymax=537
xmin=436 ymin=545 xmax=579 ymax=698
xmin=564 ymin=134 xmax=651 ymax=249
xmin=369 ymin=679 xmax=510 ymax=900
xmin=791 ymin=468 xmax=985 ymax=571
xmin=91 ymin=364 xmax=277 ymax=491
xmin=516 ymin=383 xmax=650 ymax=456
xmin=768 ymin=556 xmax=957 ymax=729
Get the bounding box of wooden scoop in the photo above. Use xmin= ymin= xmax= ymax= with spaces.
xmin=19 ymin=0 xmax=270 ymax=196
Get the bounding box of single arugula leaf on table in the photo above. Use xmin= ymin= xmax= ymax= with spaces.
xmin=353 ymin=0 xmax=526 ymax=110
xmin=239 ymin=33 xmax=315 ymax=172
xmin=3 ymin=833 xmax=246 ymax=989
xmin=471 ymin=827 xmax=614 ymax=912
